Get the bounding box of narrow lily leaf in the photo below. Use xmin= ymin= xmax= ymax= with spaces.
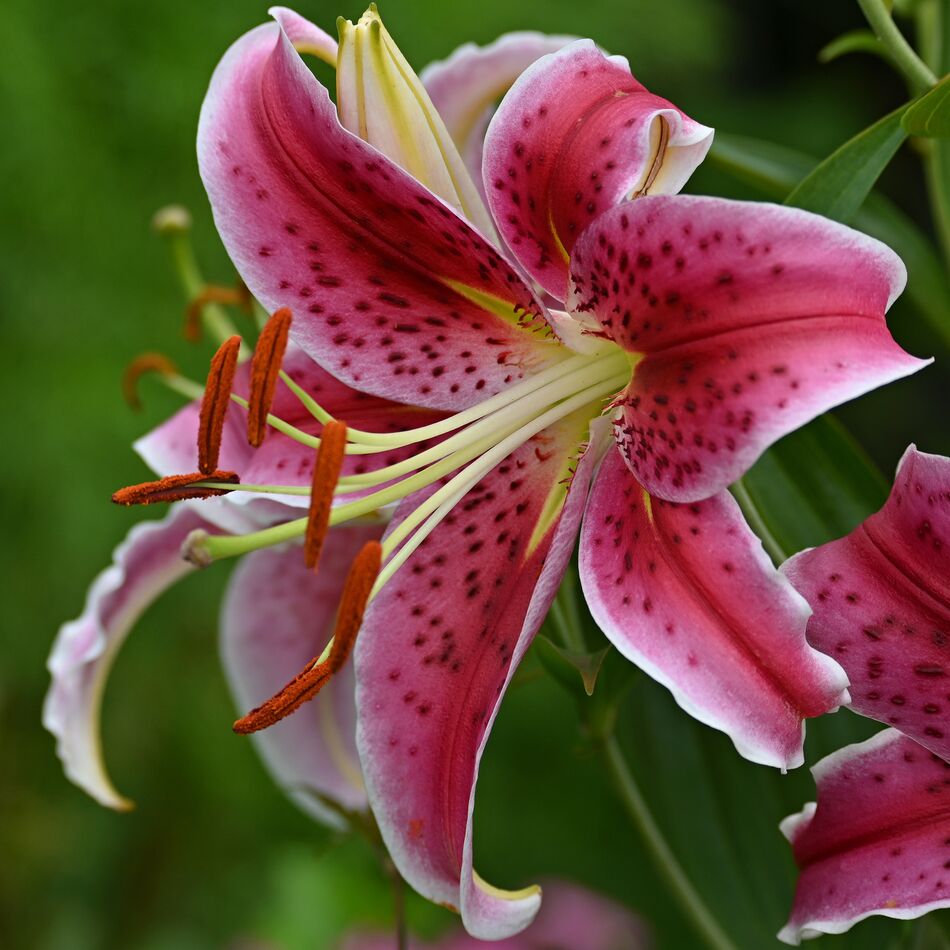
xmin=738 ymin=414 xmax=887 ymax=558
xmin=819 ymin=29 xmax=892 ymax=66
xmin=903 ymin=73 xmax=950 ymax=137
xmin=534 ymin=635 xmax=610 ymax=697
xmin=707 ymin=132 xmax=950 ymax=349
xmin=784 ymin=104 xmax=909 ymax=221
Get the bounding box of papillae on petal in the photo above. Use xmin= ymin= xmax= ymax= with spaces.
xmin=580 ymin=447 xmax=849 ymax=769
xmin=44 ymin=506 xmax=212 ymax=809
xmin=484 ymin=40 xmax=712 ymax=300
xmin=220 ymin=528 xmax=381 ymax=825
xmin=568 ymin=195 xmax=928 ymax=502
xmin=783 ymin=447 xmax=950 ymax=759
xmin=779 ymin=729 xmax=950 ymax=944
xmin=355 ymin=414 xmax=606 ymax=939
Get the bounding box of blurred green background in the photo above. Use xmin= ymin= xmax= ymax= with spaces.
xmin=3 ymin=0 xmax=949 ymax=947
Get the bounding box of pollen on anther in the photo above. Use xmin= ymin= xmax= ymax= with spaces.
xmin=198 ymin=335 xmax=241 ymax=474
xmin=304 ymin=420 xmax=348 ymax=571
xmin=247 ymin=308 xmax=292 ymax=447
xmin=121 ymin=352 xmax=179 ymax=410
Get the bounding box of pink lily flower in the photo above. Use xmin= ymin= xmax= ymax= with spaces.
xmin=341 ymin=879 xmax=648 ymax=950
xmin=189 ymin=6 xmax=927 ymax=937
xmin=778 ymin=447 xmax=950 ymax=941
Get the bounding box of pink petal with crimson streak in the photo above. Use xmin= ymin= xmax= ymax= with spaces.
xmin=44 ymin=506 xmax=213 ymax=809
xmin=420 ymin=32 xmax=578 ymax=202
xmin=355 ymin=415 xmax=606 ymax=940
xmin=580 ymin=447 xmax=849 ymax=769
xmin=197 ymin=16 xmax=563 ymax=412
xmin=221 ymin=527 xmax=383 ymax=826
xmin=779 ymin=728 xmax=950 ymax=944
xmin=340 ymin=878 xmax=647 ymax=949
xmin=782 ymin=446 xmax=950 ymax=759
xmin=568 ymin=195 xmax=929 ymax=502
xmin=483 ymin=40 xmax=713 ymax=300
xmin=135 ymin=346 xmax=443 ymax=514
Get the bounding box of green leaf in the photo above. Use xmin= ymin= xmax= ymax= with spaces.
xmin=819 ymin=28 xmax=893 ymax=67
xmin=784 ymin=104 xmax=909 ymax=220
xmin=903 ymin=73 xmax=950 ymax=137
xmin=738 ymin=415 xmax=888 ymax=558
xmin=707 ymin=132 xmax=950 ymax=350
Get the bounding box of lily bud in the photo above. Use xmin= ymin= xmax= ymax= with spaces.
xmin=336 ymin=5 xmax=497 ymax=241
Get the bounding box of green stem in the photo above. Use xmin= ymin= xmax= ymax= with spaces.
xmin=730 ymin=478 xmax=788 ymax=565
xmin=858 ymin=0 xmax=938 ymax=91
xmin=601 ymin=735 xmax=739 ymax=950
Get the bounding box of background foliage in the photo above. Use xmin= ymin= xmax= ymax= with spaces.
xmin=2 ymin=0 xmax=947 ymax=947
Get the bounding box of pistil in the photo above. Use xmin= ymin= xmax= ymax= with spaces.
xmin=198 ymin=335 xmax=242 ymax=474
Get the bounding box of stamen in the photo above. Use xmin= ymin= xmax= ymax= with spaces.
xmin=247 ymin=307 xmax=293 ymax=447
xmin=121 ymin=352 xmax=180 ymax=410
xmin=631 ymin=116 xmax=670 ymax=199
xmin=233 ymin=540 xmax=382 ymax=734
xmin=112 ymin=471 xmax=239 ymax=506
xmin=184 ymin=283 xmax=252 ymax=342
xmin=198 ymin=335 xmax=241 ymax=475
xmin=304 ymin=420 xmax=348 ymax=571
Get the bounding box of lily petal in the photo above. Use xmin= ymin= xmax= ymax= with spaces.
xmin=221 ymin=527 xmax=381 ymax=825
xmin=44 ymin=506 xmax=212 ymax=809
xmin=568 ymin=195 xmax=929 ymax=502
xmin=268 ymin=6 xmax=337 ymax=64
xmin=580 ymin=447 xmax=849 ymax=769
xmin=782 ymin=447 xmax=950 ymax=759
xmin=355 ymin=414 xmax=606 ymax=939
xmin=779 ymin=729 xmax=950 ymax=944
xmin=421 ymin=32 xmax=577 ymax=200
xmin=484 ymin=40 xmax=713 ymax=299
xmin=342 ymin=878 xmax=647 ymax=949
xmin=198 ymin=16 xmax=561 ymax=411
xmin=135 ymin=346 xmax=442 ymax=513
xmin=336 ymin=6 xmax=496 ymax=241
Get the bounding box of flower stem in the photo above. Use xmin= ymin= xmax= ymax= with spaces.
xmin=858 ymin=0 xmax=938 ymax=91
xmin=600 ymin=734 xmax=739 ymax=950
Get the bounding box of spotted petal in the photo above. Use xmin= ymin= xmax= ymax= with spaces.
xmin=568 ymin=195 xmax=929 ymax=502
xmin=580 ymin=447 xmax=849 ymax=768
xmin=783 ymin=447 xmax=950 ymax=759
xmin=355 ymin=414 xmax=604 ymax=939
xmin=221 ymin=527 xmax=381 ymax=826
xmin=421 ymin=32 xmax=577 ymax=201
xmin=44 ymin=506 xmax=212 ymax=809
xmin=198 ymin=15 xmax=563 ymax=412
xmin=779 ymin=729 xmax=950 ymax=944
xmin=484 ymin=40 xmax=713 ymax=300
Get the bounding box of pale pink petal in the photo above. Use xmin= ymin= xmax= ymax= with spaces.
xmin=268 ymin=7 xmax=337 ymax=63
xmin=355 ymin=416 xmax=606 ymax=939
xmin=43 ymin=506 xmax=212 ymax=809
xmin=484 ymin=40 xmax=713 ymax=299
xmin=420 ymin=32 xmax=577 ymax=198
xmin=197 ymin=16 xmax=562 ymax=411
xmin=779 ymin=729 xmax=950 ymax=944
xmin=568 ymin=195 xmax=929 ymax=502
xmin=580 ymin=447 xmax=849 ymax=769
xmin=221 ymin=526 xmax=382 ymax=825
xmin=341 ymin=878 xmax=647 ymax=949
xmin=782 ymin=447 xmax=950 ymax=759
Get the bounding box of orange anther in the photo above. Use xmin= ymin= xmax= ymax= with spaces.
xmin=233 ymin=540 xmax=382 ymax=734
xmin=184 ymin=282 xmax=253 ymax=342
xmin=247 ymin=308 xmax=292 ymax=447
xmin=303 ymin=420 xmax=348 ymax=571
xmin=121 ymin=352 xmax=179 ymax=411
xmin=197 ymin=335 xmax=241 ymax=475
xmin=112 ymin=471 xmax=239 ymax=506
